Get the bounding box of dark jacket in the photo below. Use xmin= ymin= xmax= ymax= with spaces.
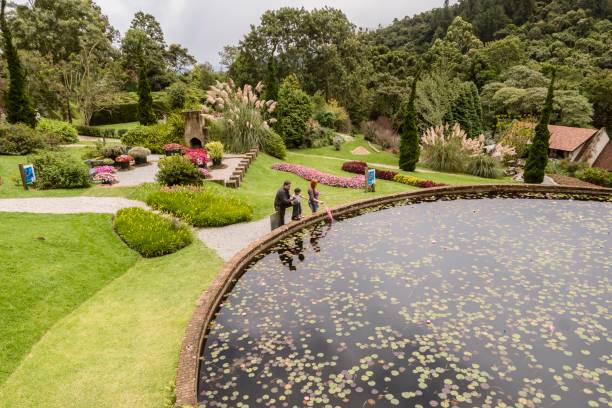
xmin=274 ymin=187 xmax=292 ymax=209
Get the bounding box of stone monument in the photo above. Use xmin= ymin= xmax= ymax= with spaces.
xmin=183 ymin=110 xmax=205 ymax=148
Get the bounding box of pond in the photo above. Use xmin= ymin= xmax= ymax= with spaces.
xmin=198 ymin=196 xmax=611 ymax=408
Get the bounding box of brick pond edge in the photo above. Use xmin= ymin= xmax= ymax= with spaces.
xmin=175 ymin=184 xmax=612 ymax=407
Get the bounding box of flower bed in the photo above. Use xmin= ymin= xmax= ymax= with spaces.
xmin=341 ymin=160 xmax=446 ymax=188
xmin=93 ymin=172 xmax=118 ymax=185
xmin=185 ymin=148 xmax=209 ymax=167
xmin=271 ymin=163 xmax=365 ymax=189
xmin=94 ymin=165 xmax=117 ymax=175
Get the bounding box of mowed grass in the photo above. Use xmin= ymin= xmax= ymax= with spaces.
xmin=0 ymin=214 xmax=224 ymax=408
xmin=89 ymin=122 xmax=140 ymax=131
xmin=0 ymin=213 xmax=139 ymax=385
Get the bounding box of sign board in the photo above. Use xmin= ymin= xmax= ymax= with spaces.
xmin=23 ymin=164 xmax=36 ymax=185
xmin=367 ymin=168 xmax=376 ymax=187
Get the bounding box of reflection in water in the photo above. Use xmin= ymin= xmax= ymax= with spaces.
xmin=198 ymin=198 xmax=612 ymax=408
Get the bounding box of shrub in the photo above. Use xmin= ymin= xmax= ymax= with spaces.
xmin=156 ymin=156 xmax=203 ymax=186
xmin=524 ymin=73 xmax=555 ymax=184
xmin=261 ymin=128 xmax=287 ymax=159
xmin=207 ymin=118 xmax=225 ymax=142
xmin=114 ymin=208 xmax=193 ymax=257
xmin=101 ymin=145 xmax=127 ymax=159
xmin=146 ymin=185 xmax=253 ymax=227
xmin=115 ymin=154 xmax=133 ymax=163
xmin=205 ymin=141 xmax=224 ymax=165
xmin=76 ymin=125 xmax=117 ymax=138
xmin=121 ymin=124 xmax=182 ymax=153
xmin=360 ymin=118 xmax=400 ymax=150
xmin=35 ymin=118 xmax=78 ymax=143
xmin=304 ymin=119 xmax=334 ymax=148
xmin=393 ymin=174 xmax=447 ymax=188
xmin=272 ymin=163 xmax=365 ymax=188
xmin=30 ymin=151 xmax=91 ymax=189
xmin=128 ymin=147 xmax=151 ymax=159
xmin=420 ymin=124 xmax=479 ymax=173
xmin=545 ymin=158 xmax=587 ymax=177
xmin=499 ymin=120 xmax=534 ymax=158
xmin=333 ymin=135 xmax=344 ymax=151
xmin=275 ymin=75 xmax=313 ymax=148
xmin=575 ymin=167 xmax=612 ymax=187
xmin=0 ymin=122 xmax=44 ymax=155
xmin=467 ymin=155 xmax=503 ymax=179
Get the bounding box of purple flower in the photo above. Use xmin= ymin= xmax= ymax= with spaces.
xmin=271 ymin=163 xmax=365 ymax=189
xmin=94 ymin=165 xmax=117 ymax=175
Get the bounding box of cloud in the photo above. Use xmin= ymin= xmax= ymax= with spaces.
xmin=93 ymin=0 xmax=446 ymax=66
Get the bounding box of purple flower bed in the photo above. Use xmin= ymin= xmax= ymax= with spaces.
xmin=271 ymin=163 xmax=365 ymax=189
xmin=94 ymin=165 xmax=117 ymax=175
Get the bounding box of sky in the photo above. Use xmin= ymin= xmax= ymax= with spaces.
xmin=93 ymin=0 xmax=448 ymax=68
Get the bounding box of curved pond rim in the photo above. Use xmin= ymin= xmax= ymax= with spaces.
xmin=174 ymin=184 xmax=611 ymax=406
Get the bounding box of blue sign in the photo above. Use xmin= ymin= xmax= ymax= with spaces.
xmin=23 ymin=164 xmax=36 ymax=185
xmin=367 ymin=168 xmax=376 ymax=186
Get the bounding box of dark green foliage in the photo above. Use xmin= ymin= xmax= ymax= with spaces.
xmin=30 ymin=151 xmax=91 ymax=189
xmin=0 ymin=122 xmax=44 ymax=155
xmin=145 ymin=185 xmax=253 ymax=227
xmin=121 ymin=123 xmax=182 ymax=154
xmin=114 ymin=208 xmax=193 ymax=258
xmin=155 ymin=156 xmax=202 ymax=186
xmin=261 ymin=128 xmax=287 ymax=159
xmin=399 ymin=77 xmax=420 ymax=171
xmin=450 ymin=82 xmax=483 ymax=138
xmin=583 ymin=71 xmax=612 ymax=130
xmin=274 ymin=75 xmax=313 ymax=148
xmin=263 ymin=57 xmax=279 ymax=102
xmin=524 ymin=73 xmax=555 ymax=184
xmin=137 ymin=61 xmax=157 ymax=125
xmin=1 ymin=0 xmax=36 ymax=127
xmin=89 ymin=97 xmax=169 ymax=126
xmin=35 ymin=119 xmax=78 ymax=143
xmin=575 ymin=167 xmax=612 ymax=187
xmin=467 ymin=155 xmax=503 ymax=178
xmin=76 ymin=125 xmax=117 ymax=138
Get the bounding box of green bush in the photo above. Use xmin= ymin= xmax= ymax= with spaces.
xmin=275 ymin=75 xmax=313 ymax=148
xmin=205 ymin=141 xmax=224 ymax=165
xmin=114 ymin=208 xmax=193 ymax=257
xmin=0 ymin=122 xmax=45 ymax=155
xmin=146 ymin=185 xmax=253 ymax=227
xmin=575 ymin=167 xmax=612 ymax=187
xmin=101 ymin=145 xmax=127 ymax=159
xmin=304 ymin=120 xmax=334 ymax=148
xmin=30 ymin=151 xmax=91 ymax=189
xmin=76 ymin=125 xmax=117 ymax=138
xmin=261 ymin=128 xmax=287 ymax=159
xmin=121 ymin=124 xmax=182 ymax=154
xmin=545 ymin=158 xmax=587 ymax=177
xmin=467 ymin=155 xmax=503 ymax=179
xmin=156 ymin=156 xmax=202 ymax=186
xmin=35 ymin=118 xmax=78 ymax=143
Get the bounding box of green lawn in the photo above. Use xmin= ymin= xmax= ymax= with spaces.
xmin=0 ymin=213 xmax=224 ymax=407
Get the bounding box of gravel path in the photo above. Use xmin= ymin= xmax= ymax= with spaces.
xmin=113 ymin=157 xmax=162 ymax=187
xmin=0 ymin=197 xmax=147 ymax=214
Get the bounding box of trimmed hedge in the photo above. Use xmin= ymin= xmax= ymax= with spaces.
xmin=90 ymin=99 xmax=169 ymax=126
xmin=114 ymin=208 xmax=193 ymax=257
xmin=121 ymin=123 xmax=183 ymax=154
xmin=146 ymin=185 xmax=253 ymax=227
xmin=76 ymin=125 xmax=118 ymax=138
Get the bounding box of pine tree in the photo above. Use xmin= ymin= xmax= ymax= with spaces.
xmin=399 ymin=75 xmax=420 ymax=171
xmin=1 ymin=0 xmax=36 ymax=128
xmin=524 ymin=72 xmax=555 ymax=184
xmin=467 ymin=82 xmax=483 ymax=137
xmin=263 ymin=56 xmax=279 ymax=102
xmin=137 ymin=57 xmax=156 ymax=125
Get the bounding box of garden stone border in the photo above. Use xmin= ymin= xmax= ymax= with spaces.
xmin=175 ymin=184 xmax=611 ymax=406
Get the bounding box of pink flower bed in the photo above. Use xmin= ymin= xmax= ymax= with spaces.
xmin=271 ymin=163 xmax=365 ymax=189
xmin=94 ymin=165 xmax=116 ymax=175
xmin=185 ymin=148 xmax=209 ymax=166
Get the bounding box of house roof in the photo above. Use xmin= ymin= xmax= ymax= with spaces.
xmin=520 ymin=123 xmax=599 ymax=152
xmin=593 ymin=142 xmax=612 ymax=171
xmin=548 ymin=125 xmax=598 ymax=152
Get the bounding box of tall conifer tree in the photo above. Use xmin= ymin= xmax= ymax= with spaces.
xmin=137 ymin=57 xmax=156 ymax=125
xmin=399 ymin=75 xmax=420 ymax=171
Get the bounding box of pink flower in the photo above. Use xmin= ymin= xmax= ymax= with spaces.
xmin=94 ymin=165 xmax=117 ymax=174
xmin=115 ymin=155 xmax=133 ymax=163
xmin=164 ymin=143 xmax=185 ymax=151
xmin=185 ymin=148 xmax=209 ymax=166
xmin=271 ymin=163 xmax=365 ymax=189
xmin=198 ymin=168 xmax=210 ymax=179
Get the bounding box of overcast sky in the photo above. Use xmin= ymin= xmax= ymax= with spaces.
xmin=92 ymin=0 xmax=447 ymax=67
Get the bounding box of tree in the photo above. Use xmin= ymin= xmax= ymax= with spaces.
xmin=137 ymin=58 xmax=156 ymax=125
xmin=263 ymin=56 xmax=279 ymax=102
xmin=583 ymin=71 xmax=612 ymax=130
xmin=166 ymin=43 xmax=196 ymax=74
xmin=131 ymin=11 xmax=165 ymax=46
xmin=399 ymin=76 xmax=420 ymax=171
xmin=445 ymin=16 xmax=482 ymax=54
xmin=524 ymin=72 xmax=555 ymax=184
xmin=274 ymin=75 xmax=313 ymax=148
xmin=1 ymin=0 xmax=36 ymax=127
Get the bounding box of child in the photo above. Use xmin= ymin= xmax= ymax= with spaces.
xmin=291 ymin=187 xmax=304 ymax=221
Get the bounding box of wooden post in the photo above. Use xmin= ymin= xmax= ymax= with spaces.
xmin=365 ymin=166 xmax=368 ymax=193
xmin=18 ymin=164 xmax=29 ymax=191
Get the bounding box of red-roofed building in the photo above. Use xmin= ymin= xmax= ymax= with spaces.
xmin=521 ymin=123 xmax=611 ymax=170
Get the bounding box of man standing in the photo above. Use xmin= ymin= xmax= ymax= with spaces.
xmin=273 ymin=180 xmax=294 ymax=228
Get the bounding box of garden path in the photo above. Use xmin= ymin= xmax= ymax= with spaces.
xmin=113 ymin=155 xmax=163 ymax=187
xmin=0 ymin=197 xmax=147 ymax=214
xmin=196 ymin=217 xmax=274 ymax=261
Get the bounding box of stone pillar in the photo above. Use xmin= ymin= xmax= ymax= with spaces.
xmin=183 ymin=110 xmax=205 ymax=148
